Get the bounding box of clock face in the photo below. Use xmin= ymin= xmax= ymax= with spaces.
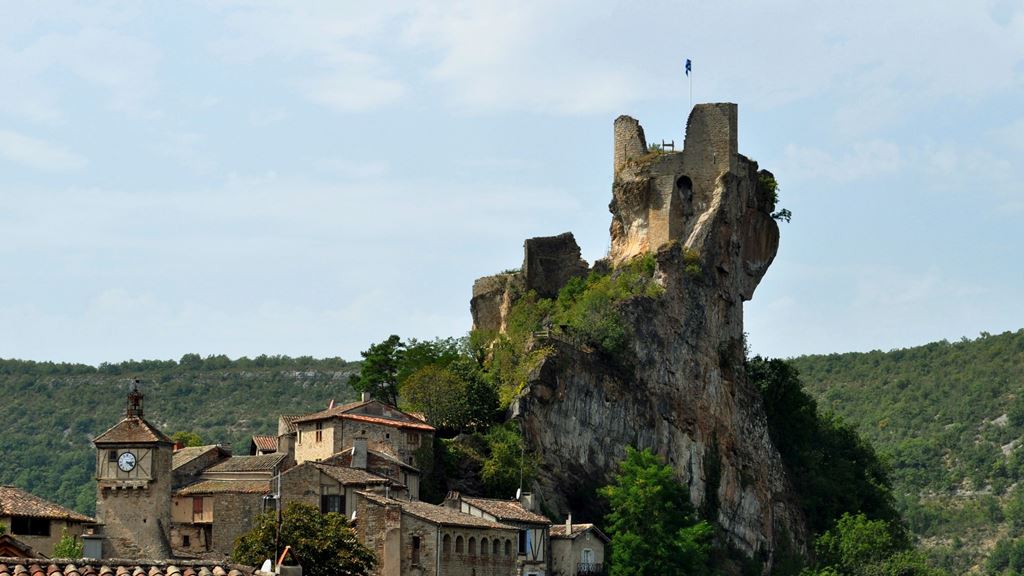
xmin=117 ymin=451 xmax=137 ymax=472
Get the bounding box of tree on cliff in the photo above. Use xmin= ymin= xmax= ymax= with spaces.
xmin=803 ymin=513 xmax=943 ymax=576
xmin=232 ymin=502 xmax=374 ymax=576
xmin=348 ymin=334 xmax=404 ymax=405
xmin=600 ymin=447 xmax=713 ymax=576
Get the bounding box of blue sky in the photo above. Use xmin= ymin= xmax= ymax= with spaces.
xmin=1 ymin=1 xmax=1022 ymax=364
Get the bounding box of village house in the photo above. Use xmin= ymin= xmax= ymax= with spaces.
xmin=291 ymin=394 xmax=435 ymax=468
xmin=548 ymin=519 xmax=608 ymax=576
xmin=355 ymin=491 xmax=520 ymax=576
xmin=0 ymin=486 xmax=94 ymax=558
xmin=444 ymin=492 xmax=551 ymax=576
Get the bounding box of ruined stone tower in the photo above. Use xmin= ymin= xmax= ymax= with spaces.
xmin=93 ymin=382 xmax=173 ymax=558
xmin=470 ymin=103 xmax=803 ymax=566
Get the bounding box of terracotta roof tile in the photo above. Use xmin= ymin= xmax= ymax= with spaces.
xmin=549 ymin=523 xmax=609 ymax=542
xmin=291 ymin=401 xmax=368 ymax=424
xmin=292 ymin=401 xmax=435 ymax=432
xmin=171 ymin=446 xmax=228 ymax=471
xmin=250 ymin=436 xmax=277 ymax=453
xmin=204 ymin=454 xmax=285 ymax=473
xmin=341 ymin=413 xmax=435 ymax=432
xmin=93 ymin=417 xmax=172 ymax=445
xmin=358 ymin=493 xmax=515 ymax=530
xmin=312 ymin=464 xmax=394 ymax=487
xmin=0 ymin=561 xmax=249 ymax=576
xmin=459 ymin=496 xmax=550 ymax=524
xmin=175 ymin=480 xmax=269 ymax=496
xmin=0 ymin=487 xmax=94 ymax=523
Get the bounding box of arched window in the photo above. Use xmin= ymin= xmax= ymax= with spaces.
xmin=505 ymin=539 xmax=512 ymax=556
xmin=480 ymin=537 xmax=488 ymax=556
xmin=443 ymin=534 xmax=451 ymax=556
xmin=493 ymin=539 xmax=500 ymax=556
xmin=455 ymin=535 xmax=464 ymax=554
xmin=676 ymin=175 xmax=693 ymax=194
xmin=468 ymin=537 xmax=477 ymax=555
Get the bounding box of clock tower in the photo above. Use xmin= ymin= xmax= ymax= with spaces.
xmin=93 ymin=381 xmax=173 ymax=558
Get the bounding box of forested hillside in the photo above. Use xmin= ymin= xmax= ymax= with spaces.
xmin=0 ymin=355 xmax=359 ymax=516
xmin=791 ymin=329 xmax=1024 ymax=573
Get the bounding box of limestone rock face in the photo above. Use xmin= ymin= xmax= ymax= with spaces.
xmin=472 ymin=104 xmax=803 ymax=565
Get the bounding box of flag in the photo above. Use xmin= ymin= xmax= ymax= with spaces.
xmin=685 ymin=59 xmax=692 ymax=76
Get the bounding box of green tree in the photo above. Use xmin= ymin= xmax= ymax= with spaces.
xmin=599 ymin=447 xmax=713 ymax=576
xmin=348 ymin=335 xmax=405 ymax=405
xmin=481 ymin=423 xmax=537 ymax=498
xmin=232 ymin=502 xmax=375 ymax=576
xmin=401 ymin=365 xmax=471 ymax=430
xmin=53 ymin=527 xmax=83 ymax=558
xmin=806 ymin=513 xmax=943 ymax=576
xmin=171 ymin=431 xmax=204 ymax=447
xmin=748 ymin=357 xmax=899 ymax=535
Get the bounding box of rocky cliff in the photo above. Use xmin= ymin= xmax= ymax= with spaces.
xmin=470 ymin=103 xmax=806 ymax=565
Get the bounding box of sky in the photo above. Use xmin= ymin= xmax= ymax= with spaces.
xmin=1 ymin=1 xmax=1022 ymax=365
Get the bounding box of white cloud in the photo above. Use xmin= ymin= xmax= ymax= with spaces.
xmin=781 ymin=140 xmax=901 ymax=183
xmin=0 ymin=130 xmax=87 ymax=171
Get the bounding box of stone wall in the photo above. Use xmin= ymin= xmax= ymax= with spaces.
xmin=523 ymin=233 xmax=589 ymax=299
xmin=97 ymin=445 xmax=173 ymax=559
xmin=550 ymin=533 xmax=604 ymax=576
xmin=0 ymin=518 xmax=88 ymax=558
xmin=173 ymin=448 xmax=229 ymax=489
xmin=210 ymin=493 xmax=264 ymax=555
xmin=294 ymin=422 xmax=338 ymax=463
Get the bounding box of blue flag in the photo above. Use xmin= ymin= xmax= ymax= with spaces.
xmin=685 ymin=59 xmax=692 ymax=76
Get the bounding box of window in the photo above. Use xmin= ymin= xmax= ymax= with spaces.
xmin=412 ymin=535 xmax=421 ymax=565
xmin=315 ymin=422 xmax=323 ymax=442
xmin=518 ymin=530 xmax=527 ymax=555
xmin=505 ymin=539 xmax=512 ymax=556
xmin=192 ymin=496 xmax=204 ymax=522
xmin=321 ymin=494 xmax=343 ymax=514
xmin=407 ymin=432 xmax=420 ymax=446
xmin=108 ymin=450 xmax=117 ymax=462
xmin=182 ymin=534 xmax=191 ymax=547
xmin=443 ymin=534 xmax=451 ymax=556
xmin=492 ymin=539 xmax=500 ymax=556
xmin=11 ymin=516 xmax=50 ymax=537
xmin=468 ymin=537 xmax=476 ymax=555
xmin=480 ymin=537 xmax=488 ymax=556
xmin=455 ymin=535 xmax=464 ymax=553
xmin=582 ymin=548 xmax=594 ymax=564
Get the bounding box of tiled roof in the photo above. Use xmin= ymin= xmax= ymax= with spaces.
xmin=0 ymin=487 xmax=94 ymax=523
xmin=550 ymin=523 xmax=609 ymax=543
xmin=358 ymin=493 xmax=513 ymax=530
xmin=0 ymin=558 xmax=252 ymax=576
xmin=204 ymin=454 xmax=285 ymax=473
xmin=176 ymin=480 xmax=269 ymax=496
xmin=313 ymin=465 xmax=393 ymax=487
xmin=460 ymin=496 xmax=550 ymax=524
xmin=291 ymin=401 xmax=367 ymax=424
xmin=342 ymin=413 xmax=435 ymax=432
xmin=250 ymin=436 xmax=277 ymax=453
xmin=171 ymin=446 xmax=227 ymax=471
xmin=292 ymin=401 xmax=435 ymax=432
xmin=325 ymin=447 xmax=420 ymax=472
xmin=93 ymin=418 xmax=173 ymax=445
xmin=278 ymin=416 xmax=300 ymax=433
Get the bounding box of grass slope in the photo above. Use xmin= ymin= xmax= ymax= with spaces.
xmin=0 ymin=356 xmax=359 ymax=516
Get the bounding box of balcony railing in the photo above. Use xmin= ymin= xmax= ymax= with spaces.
xmin=577 ymin=563 xmax=605 ymax=576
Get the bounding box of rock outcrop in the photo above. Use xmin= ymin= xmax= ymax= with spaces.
xmin=470 ymin=103 xmax=803 ymax=567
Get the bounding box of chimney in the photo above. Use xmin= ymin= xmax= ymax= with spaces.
xmin=565 ymin=514 xmax=572 ymax=535
xmin=520 ymin=491 xmax=535 ymax=512
xmin=361 ymin=391 xmax=371 ymax=402
xmin=352 ymin=437 xmax=368 ymax=470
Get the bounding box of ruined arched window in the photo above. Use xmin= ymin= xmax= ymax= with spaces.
xmin=468 ymin=537 xmax=477 ymax=555
xmin=493 ymin=539 xmax=500 ymax=556
xmin=676 ymin=175 xmax=693 ymax=194
xmin=480 ymin=537 xmax=488 ymax=556
xmin=505 ymin=539 xmax=512 ymax=556
xmin=455 ymin=535 xmax=464 ymax=553
xmin=443 ymin=534 xmax=451 ymax=556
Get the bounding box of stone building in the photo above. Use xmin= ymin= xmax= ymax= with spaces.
xmin=355 ymin=492 xmax=520 ymax=576
xmin=0 ymin=486 xmax=94 ymax=557
xmin=321 ymin=439 xmax=421 ymax=501
xmin=548 ymin=520 xmax=607 ymax=576
xmin=291 ymin=395 xmax=435 ymax=468
xmin=172 ymin=446 xmax=232 ymax=489
xmin=444 ymin=492 xmax=550 ymax=576
xmin=93 ymin=385 xmax=174 ymax=559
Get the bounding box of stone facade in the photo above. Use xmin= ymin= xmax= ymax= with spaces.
xmin=355 ymin=494 xmax=519 ymax=576
xmin=549 ymin=523 xmax=607 ymax=576
xmin=523 ymin=233 xmax=589 ymax=299
xmin=0 ymin=517 xmax=87 ymax=558
xmin=293 ymin=400 xmax=433 ymax=468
